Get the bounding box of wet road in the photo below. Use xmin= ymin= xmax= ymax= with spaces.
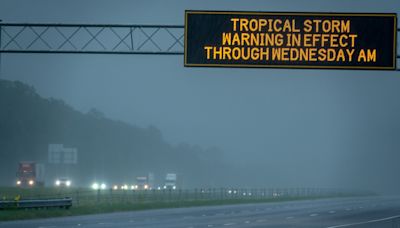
xmin=2 ymin=196 xmax=400 ymax=228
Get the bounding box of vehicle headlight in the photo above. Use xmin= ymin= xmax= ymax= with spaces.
xmin=172 ymin=186 xmax=176 ymax=190
xmin=66 ymin=181 xmax=71 ymax=186
xmin=113 ymin=185 xmax=118 ymax=190
xmin=16 ymin=180 xmax=21 ymax=185
xmin=92 ymin=182 xmax=99 ymax=190
xmin=28 ymin=180 xmax=34 ymax=185
xmin=163 ymin=186 xmax=167 ymax=189
xmin=55 ymin=180 xmax=60 ymax=186
xmin=100 ymin=183 xmax=106 ymax=190
xmin=144 ymin=184 xmax=149 ymax=189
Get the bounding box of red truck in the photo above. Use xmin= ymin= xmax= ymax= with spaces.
xmin=16 ymin=161 xmax=45 ymax=187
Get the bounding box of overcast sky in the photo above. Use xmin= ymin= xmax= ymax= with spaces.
xmin=1 ymin=0 xmax=400 ymax=191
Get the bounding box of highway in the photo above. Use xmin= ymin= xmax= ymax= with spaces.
xmin=2 ymin=196 xmax=400 ymax=228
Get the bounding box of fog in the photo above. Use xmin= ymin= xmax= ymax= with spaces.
xmin=1 ymin=0 xmax=400 ymax=194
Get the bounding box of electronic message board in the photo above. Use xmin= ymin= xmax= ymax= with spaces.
xmin=184 ymin=11 xmax=397 ymax=70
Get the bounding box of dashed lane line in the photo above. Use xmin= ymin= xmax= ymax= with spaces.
xmin=326 ymin=215 xmax=400 ymax=228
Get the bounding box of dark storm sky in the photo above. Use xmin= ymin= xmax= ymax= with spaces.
xmin=1 ymin=0 xmax=400 ymax=192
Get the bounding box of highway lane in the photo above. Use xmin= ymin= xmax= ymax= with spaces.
xmin=2 ymin=196 xmax=400 ymax=228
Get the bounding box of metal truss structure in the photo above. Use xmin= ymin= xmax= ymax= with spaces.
xmin=0 ymin=23 xmax=184 ymax=55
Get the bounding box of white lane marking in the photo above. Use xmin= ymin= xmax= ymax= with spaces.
xmin=202 ymin=214 xmax=207 ymax=217
xmin=244 ymin=221 xmax=250 ymax=224
xmin=286 ymin=216 xmax=294 ymax=220
xmin=224 ymin=223 xmax=235 ymax=226
xmin=310 ymin=213 xmax=318 ymax=217
xmin=326 ymin=215 xmax=400 ymax=228
xmin=329 ymin=211 xmax=336 ymax=214
xmin=207 ymin=225 xmax=214 ymax=227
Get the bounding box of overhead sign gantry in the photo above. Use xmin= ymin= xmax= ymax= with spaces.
xmin=0 ymin=11 xmax=399 ymax=71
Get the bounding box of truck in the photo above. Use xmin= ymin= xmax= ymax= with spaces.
xmin=163 ymin=173 xmax=177 ymax=190
xmin=135 ymin=176 xmax=150 ymax=190
xmin=135 ymin=173 xmax=154 ymax=190
xmin=16 ymin=161 xmax=45 ymax=187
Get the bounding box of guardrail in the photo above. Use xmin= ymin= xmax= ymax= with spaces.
xmin=0 ymin=197 xmax=72 ymax=210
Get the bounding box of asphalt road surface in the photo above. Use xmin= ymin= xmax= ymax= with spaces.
xmin=2 ymin=196 xmax=400 ymax=228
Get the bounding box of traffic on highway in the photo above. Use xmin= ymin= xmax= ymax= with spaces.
xmin=0 ymin=0 xmax=399 ymax=227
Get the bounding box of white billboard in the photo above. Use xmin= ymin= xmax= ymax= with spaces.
xmin=48 ymin=144 xmax=78 ymax=164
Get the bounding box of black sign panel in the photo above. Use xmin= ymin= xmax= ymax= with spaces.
xmin=184 ymin=11 xmax=397 ymax=70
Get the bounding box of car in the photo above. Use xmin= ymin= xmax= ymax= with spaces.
xmin=91 ymin=182 xmax=107 ymax=190
xmin=55 ymin=178 xmax=71 ymax=187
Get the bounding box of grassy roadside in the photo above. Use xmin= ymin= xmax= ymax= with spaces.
xmin=0 ymin=187 xmax=373 ymax=221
